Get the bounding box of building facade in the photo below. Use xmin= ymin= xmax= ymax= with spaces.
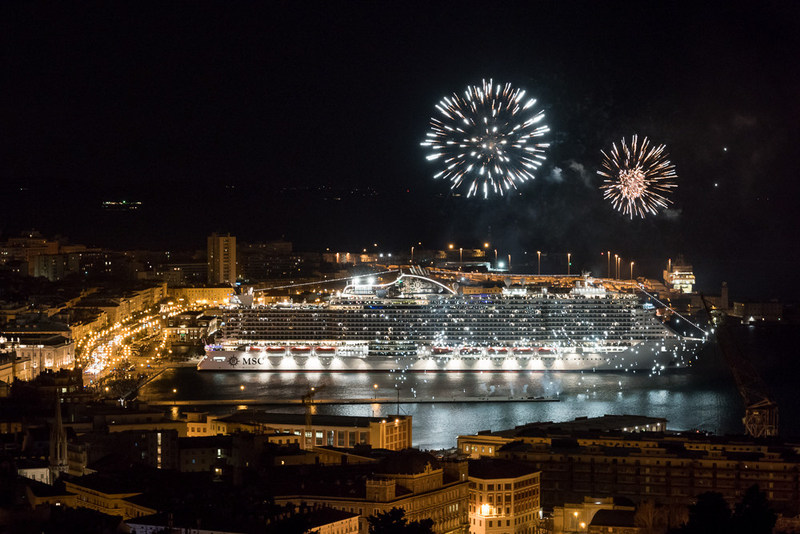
xmin=273 ymin=452 xmax=469 ymax=534
xmin=467 ymin=459 xmax=541 ymax=534
xmin=207 ymin=233 xmax=237 ymax=284
xmin=459 ymin=419 xmax=800 ymax=515
xmin=209 ymin=412 xmax=412 ymax=451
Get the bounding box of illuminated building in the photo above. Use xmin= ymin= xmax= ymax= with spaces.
xmin=0 ymin=231 xmax=59 ymax=275
xmin=167 ymin=285 xmax=234 ymax=305
xmin=663 ymin=257 xmax=695 ymax=293
xmin=731 ymin=300 xmax=783 ymax=323
xmin=272 ymin=451 xmax=468 ymax=533
xmin=164 ymin=311 xmax=217 ymax=343
xmin=207 ymin=233 xmax=237 ymax=284
xmin=208 ymin=412 xmax=412 ymax=451
xmin=468 ymin=459 xmax=540 ymax=534
xmin=0 ymin=334 xmax=75 ymax=382
xmin=459 ymin=416 xmax=800 ymax=515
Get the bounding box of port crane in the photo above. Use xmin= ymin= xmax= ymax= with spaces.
xmin=302 ymin=385 xmax=325 ymax=448
xmin=701 ymin=295 xmax=778 ymax=437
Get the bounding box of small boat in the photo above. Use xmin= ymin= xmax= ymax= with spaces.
xmin=315 ymin=346 xmax=336 ymax=353
xmin=432 ymin=346 xmax=453 ymax=355
xmin=267 ymin=346 xmax=286 ymax=353
xmin=291 ymin=346 xmax=312 ymax=354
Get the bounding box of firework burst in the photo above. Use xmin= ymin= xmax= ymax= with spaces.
xmin=421 ymin=79 xmax=550 ymax=198
xmin=598 ymin=135 xmax=678 ymax=218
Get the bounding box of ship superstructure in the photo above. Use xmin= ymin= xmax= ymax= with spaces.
xmin=198 ymin=273 xmax=701 ymax=372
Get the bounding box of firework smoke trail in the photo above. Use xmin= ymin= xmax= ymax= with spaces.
xmin=598 ymin=135 xmax=678 ymax=218
xmin=421 ymin=79 xmax=550 ymax=199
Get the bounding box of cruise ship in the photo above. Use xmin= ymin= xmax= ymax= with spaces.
xmin=198 ymin=273 xmax=702 ymax=373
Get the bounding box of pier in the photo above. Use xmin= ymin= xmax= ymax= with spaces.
xmin=145 ymin=395 xmax=559 ymax=407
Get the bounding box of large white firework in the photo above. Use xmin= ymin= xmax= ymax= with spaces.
xmin=598 ymin=135 xmax=678 ymax=218
xmin=421 ymin=79 xmax=550 ymax=198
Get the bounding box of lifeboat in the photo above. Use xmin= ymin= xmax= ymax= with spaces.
xmin=487 ymin=347 xmax=508 ymax=354
xmin=514 ymin=347 xmax=532 ymax=366
xmin=460 ymin=347 xmax=481 ymax=355
xmin=538 ymin=347 xmax=555 ymax=355
xmin=248 ymin=346 xmax=264 ymax=352
xmin=432 ymin=346 xmax=453 ymax=355
xmin=267 ymin=347 xmax=285 ymax=366
xmin=291 ymin=346 xmax=311 ymax=366
xmin=316 ymin=346 xmax=335 ymax=367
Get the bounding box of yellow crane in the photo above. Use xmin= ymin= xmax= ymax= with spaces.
xmin=302 ymin=385 xmax=325 ymax=448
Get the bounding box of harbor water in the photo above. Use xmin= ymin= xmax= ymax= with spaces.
xmin=139 ymin=341 xmax=751 ymax=450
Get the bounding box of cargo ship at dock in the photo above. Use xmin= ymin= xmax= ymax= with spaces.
xmin=198 ymin=272 xmax=702 ymax=373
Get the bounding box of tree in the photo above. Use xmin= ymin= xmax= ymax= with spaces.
xmin=367 ymin=507 xmax=434 ymax=534
xmin=731 ymin=485 xmax=777 ymax=534
xmin=635 ymin=499 xmax=666 ymax=534
xmin=675 ymin=492 xmax=731 ymax=534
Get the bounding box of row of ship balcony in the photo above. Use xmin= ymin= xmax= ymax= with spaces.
xmin=208 ymin=343 xmax=649 ymax=356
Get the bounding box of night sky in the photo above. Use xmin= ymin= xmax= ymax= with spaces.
xmin=2 ymin=2 xmax=799 ymax=298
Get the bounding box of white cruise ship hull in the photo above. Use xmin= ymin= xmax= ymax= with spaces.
xmin=197 ymin=338 xmax=697 ymax=373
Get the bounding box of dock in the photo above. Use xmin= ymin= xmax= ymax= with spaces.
xmin=145 ymin=396 xmax=559 ymax=407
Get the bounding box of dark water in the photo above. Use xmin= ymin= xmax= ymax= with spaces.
xmin=139 ymin=341 xmax=755 ymax=450
xmin=732 ymin=324 xmax=800 ymax=437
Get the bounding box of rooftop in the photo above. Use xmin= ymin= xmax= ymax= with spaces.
xmin=468 ymin=459 xmax=539 ymax=480
xmin=590 ymin=509 xmax=637 ymax=527
xmin=491 ymin=414 xmax=667 ymax=438
xmin=24 ymin=477 xmax=75 ymax=498
xmin=216 ymin=410 xmax=409 ymax=428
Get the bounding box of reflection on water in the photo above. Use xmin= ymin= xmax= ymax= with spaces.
xmin=140 ymin=346 xmax=743 ymax=450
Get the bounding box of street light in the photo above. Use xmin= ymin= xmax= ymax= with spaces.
xmin=537 ymin=251 xmax=541 ymax=275
xmin=507 ymin=254 xmax=511 ymax=271
xmin=411 ymin=246 xmax=414 ymax=264
xmin=630 ymin=261 xmax=635 ymax=281
xmin=374 ymin=383 xmax=378 ymax=399
xmin=567 ymin=253 xmax=571 ymax=276
xmin=459 ymin=247 xmax=463 ymax=264
xmin=607 ymin=250 xmax=611 ymax=278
